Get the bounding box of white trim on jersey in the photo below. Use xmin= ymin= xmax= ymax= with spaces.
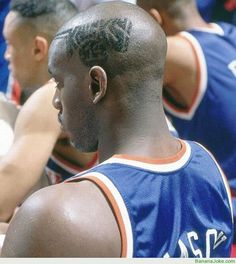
xmin=191 ymin=23 xmax=224 ymax=36
xmin=102 ymin=141 xmax=191 ymax=173
xmin=79 ymin=172 xmax=134 ymax=258
xmin=195 ymin=143 xmax=234 ymax=224
xmin=164 ymin=31 xmax=208 ymax=120
xmin=49 ymin=154 xmax=81 ymax=175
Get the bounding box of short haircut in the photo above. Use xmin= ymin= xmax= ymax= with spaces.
xmin=53 ymin=2 xmax=167 ymax=84
xmin=10 ymin=0 xmax=78 ymax=38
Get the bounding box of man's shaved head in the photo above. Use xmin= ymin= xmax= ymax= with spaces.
xmin=51 ymin=1 xmax=167 ymax=79
xmin=49 ymin=2 xmax=168 ymax=152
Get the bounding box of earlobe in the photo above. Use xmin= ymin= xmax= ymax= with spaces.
xmin=89 ymin=66 xmax=107 ymax=104
xmin=33 ymin=36 xmax=48 ymax=61
xmin=149 ymin=8 xmax=163 ymax=25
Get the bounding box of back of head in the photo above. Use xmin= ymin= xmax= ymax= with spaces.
xmin=52 ymin=1 xmax=167 ymax=85
xmin=50 ymin=2 xmax=168 ymax=154
xmin=10 ymin=0 xmax=78 ymax=39
xmin=137 ymin=0 xmax=195 ymax=18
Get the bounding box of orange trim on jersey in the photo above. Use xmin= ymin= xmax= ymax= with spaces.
xmin=114 ymin=140 xmax=186 ymax=165
xmin=67 ymin=176 xmax=128 ymax=257
xmin=163 ymin=35 xmax=201 ymax=114
xmin=52 ymin=152 xmax=99 ymax=172
xmin=87 ymin=152 xmax=99 ymax=168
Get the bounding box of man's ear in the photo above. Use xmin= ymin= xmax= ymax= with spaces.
xmin=33 ymin=36 xmax=49 ymax=61
xmin=149 ymin=8 xmax=163 ymax=25
xmin=89 ymin=66 xmax=107 ymax=104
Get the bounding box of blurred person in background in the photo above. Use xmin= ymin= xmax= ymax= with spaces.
xmin=196 ymin=0 xmax=236 ymax=24
xmin=137 ymin=0 xmax=236 ymax=250
xmin=0 ymin=0 xmax=98 ymax=225
xmin=1 ymin=2 xmax=233 ymax=257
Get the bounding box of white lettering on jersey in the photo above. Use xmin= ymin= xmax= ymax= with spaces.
xmin=178 ymin=239 xmax=189 ymax=257
xmin=188 ymin=231 xmax=203 ymax=258
xmin=164 ymin=229 xmax=227 ymax=257
xmin=206 ymin=229 xmax=227 ymax=257
xmin=163 ymin=240 xmax=188 ymax=258
xmin=228 ymin=60 xmax=236 ymax=77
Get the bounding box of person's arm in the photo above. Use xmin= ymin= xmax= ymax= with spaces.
xmin=163 ymin=35 xmax=198 ymax=110
xmin=0 ymin=82 xmax=61 ymax=222
xmin=1 ymin=181 xmax=121 ymax=257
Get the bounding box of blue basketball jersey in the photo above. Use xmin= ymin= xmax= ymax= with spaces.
xmin=45 ymin=118 xmax=177 ymax=184
xmin=45 ymin=153 xmax=98 ymax=184
xmin=164 ymin=23 xmax=236 ymax=186
xmin=65 ymin=140 xmax=233 ymax=257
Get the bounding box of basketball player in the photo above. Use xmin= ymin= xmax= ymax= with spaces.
xmin=1 ymin=2 xmax=233 ymax=257
xmin=137 ymin=0 xmax=236 ymax=241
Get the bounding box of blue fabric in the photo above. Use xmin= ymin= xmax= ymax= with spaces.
xmin=0 ymin=0 xmax=9 ymax=93
xmin=165 ymin=23 xmax=236 ymax=240
xmin=68 ymin=141 xmax=233 ymax=257
xmin=46 ymin=157 xmax=76 ymax=184
xmin=166 ymin=22 xmax=236 ymax=184
xmin=196 ymin=0 xmax=216 ymax=22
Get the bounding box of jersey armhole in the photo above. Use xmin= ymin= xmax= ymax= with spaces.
xmin=163 ymin=32 xmax=208 ymax=120
xmin=195 ymin=143 xmax=234 ymax=224
xmin=65 ymin=172 xmax=134 ymax=257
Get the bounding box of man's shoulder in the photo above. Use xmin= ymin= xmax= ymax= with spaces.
xmin=2 ymin=181 xmax=121 ymax=257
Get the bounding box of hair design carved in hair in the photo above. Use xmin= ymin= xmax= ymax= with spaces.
xmin=55 ymin=18 xmax=133 ymax=66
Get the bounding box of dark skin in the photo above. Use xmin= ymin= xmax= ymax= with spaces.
xmin=137 ymin=0 xmax=210 ymax=109
xmin=2 ymin=182 xmax=121 ymax=257
xmin=2 ymin=2 xmax=180 ymax=257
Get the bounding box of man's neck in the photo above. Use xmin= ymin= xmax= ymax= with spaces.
xmin=164 ymin=11 xmax=209 ymax=35
xmin=98 ymin=108 xmax=180 ymax=162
